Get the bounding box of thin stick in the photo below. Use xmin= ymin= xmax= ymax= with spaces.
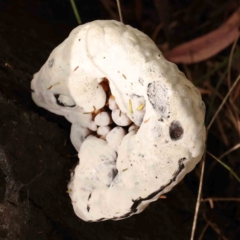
xmin=198 ymin=222 xmax=209 ymax=240
xmin=207 ymin=75 xmax=240 ymax=131
xmin=190 ymin=153 xmax=206 ymax=240
xmin=203 ymin=214 xmax=228 ymax=240
xmin=116 ymin=0 xmax=123 ymax=22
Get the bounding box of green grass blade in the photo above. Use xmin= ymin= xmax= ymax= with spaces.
xmin=207 ymin=151 xmax=240 ymax=182
xmin=70 ymin=0 xmax=81 ymax=25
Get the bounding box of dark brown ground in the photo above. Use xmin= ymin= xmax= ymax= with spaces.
xmin=0 ymin=1 xmax=239 ymax=240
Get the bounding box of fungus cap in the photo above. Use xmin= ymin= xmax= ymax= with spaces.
xmin=31 ymin=20 xmax=206 ymax=222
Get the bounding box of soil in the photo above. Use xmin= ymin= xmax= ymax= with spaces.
xmin=0 ymin=1 xmax=239 ymax=240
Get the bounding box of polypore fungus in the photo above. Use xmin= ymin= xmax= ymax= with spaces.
xmin=31 ymin=20 xmax=206 ymax=222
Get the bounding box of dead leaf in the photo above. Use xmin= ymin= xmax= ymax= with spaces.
xmin=164 ymin=8 xmax=240 ymax=64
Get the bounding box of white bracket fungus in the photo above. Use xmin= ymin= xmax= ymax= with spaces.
xmin=31 ymin=20 xmax=206 ymax=222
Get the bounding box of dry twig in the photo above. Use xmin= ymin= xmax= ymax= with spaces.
xmin=116 ymin=0 xmax=123 ymax=22
xmin=190 ymin=153 xmax=206 ymax=240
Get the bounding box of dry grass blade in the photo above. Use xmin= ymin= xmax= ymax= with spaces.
xmin=202 ymin=197 xmax=240 ymax=202
xmin=190 ymin=153 xmax=206 ymax=240
xmin=70 ymin=0 xmax=81 ymax=24
xmin=207 ymin=74 xmax=240 ymax=131
xmin=216 ymin=117 xmax=229 ymax=146
xmin=207 ymin=151 xmax=240 ymax=182
xmin=100 ymin=0 xmax=119 ymax=20
xmin=164 ymin=7 xmax=240 ymax=64
xmin=219 ymin=143 xmax=240 ymax=159
xmin=116 ymin=0 xmax=123 ymax=22
xmin=203 ymin=214 xmax=228 ymax=240
xmin=227 ymin=36 xmax=239 ymax=89
xmin=198 ymin=222 xmax=209 ymax=240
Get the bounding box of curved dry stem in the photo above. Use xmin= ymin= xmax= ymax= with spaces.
xmin=227 ymin=36 xmax=239 ymax=89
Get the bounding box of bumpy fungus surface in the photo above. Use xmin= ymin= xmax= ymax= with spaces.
xmin=31 ymin=20 xmax=206 ymax=222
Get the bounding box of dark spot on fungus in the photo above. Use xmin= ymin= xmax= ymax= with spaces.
xmin=48 ymin=59 xmax=54 ymax=68
xmin=31 ymin=89 xmax=34 ymax=93
xmin=87 ymin=205 xmax=90 ymax=212
xmin=138 ymin=78 xmax=144 ymax=85
xmin=88 ymin=193 xmax=92 ymax=200
xmin=95 ymin=218 xmax=106 ymax=222
xmin=74 ymin=66 xmax=79 ymax=71
xmin=169 ymin=121 xmax=183 ymax=140
xmin=112 ymin=168 xmax=118 ymax=179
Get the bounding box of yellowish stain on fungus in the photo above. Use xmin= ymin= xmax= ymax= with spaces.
xmin=129 ymin=99 xmax=133 ymax=115
xmin=47 ymin=82 xmax=60 ymax=90
xmin=137 ymin=104 xmax=145 ymax=111
xmin=144 ymin=118 xmax=150 ymax=123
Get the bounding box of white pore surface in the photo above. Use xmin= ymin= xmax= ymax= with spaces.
xmin=31 ymin=20 xmax=206 ymax=222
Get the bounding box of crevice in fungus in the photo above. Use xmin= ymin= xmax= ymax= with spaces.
xmin=54 ymin=94 xmax=76 ymax=108
xmin=112 ymin=168 xmax=118 ymax=179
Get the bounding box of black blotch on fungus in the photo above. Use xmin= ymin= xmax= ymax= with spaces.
xmin=31 ymin=89 xmax=34 ymax=93
xmin=129 ymin=158 xmax=186 ymax=212
xmin=107 ymin=158 xmax=187 ymax=221
xmin=48 ymin=59 xmax=54 ymax=68
xmin=54 ymin=94 xmax=76 ymax=108
xmin=172 ymin=158 xmax=186 ymax=181
xmin=169 ymin=121 xmax=183 ymax=140
xmin=87 ymin=205 xmax=90 ymax=212
xmin=95 ymin=218 xmax=106 ymax=222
